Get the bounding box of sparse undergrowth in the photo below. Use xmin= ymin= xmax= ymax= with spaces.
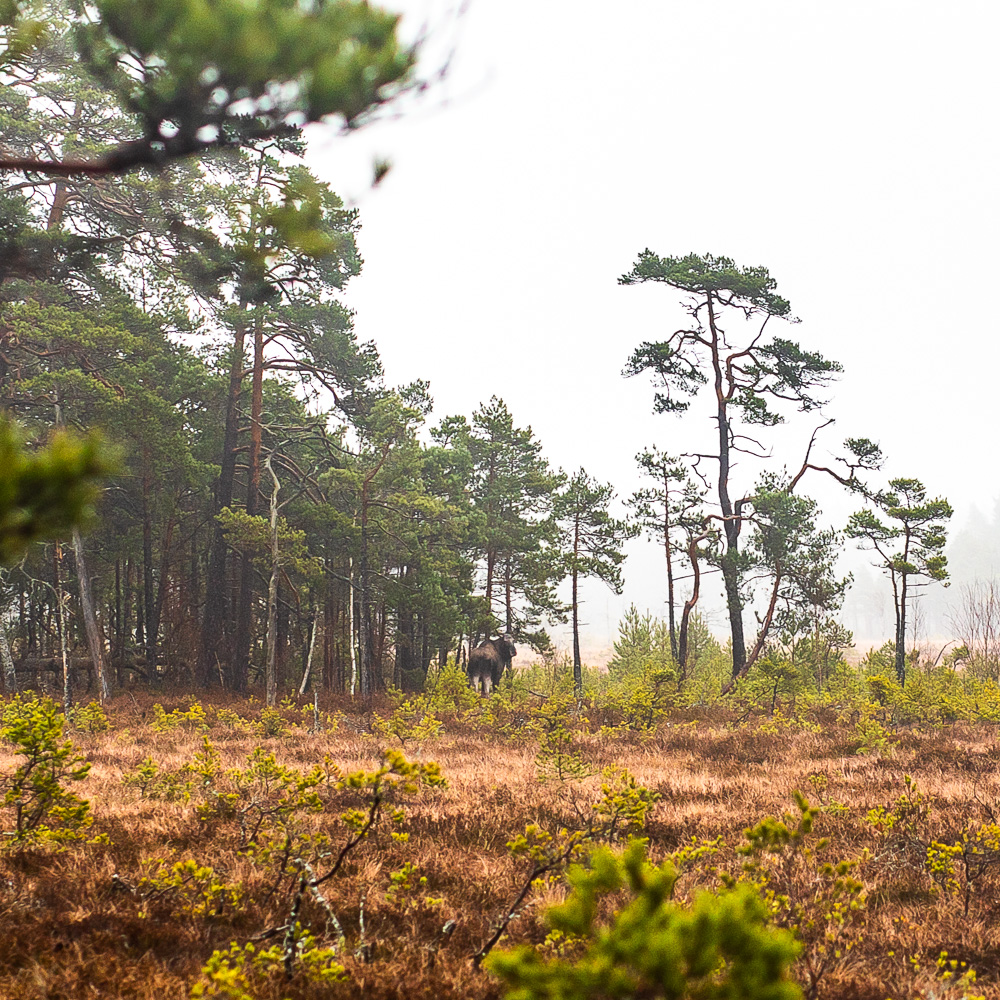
xmin=0 ymin=687 xmax=999 ymax=999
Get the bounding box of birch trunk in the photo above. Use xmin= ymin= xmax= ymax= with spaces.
xmin=54 ymin=544 xmax=71 ymax=714
xmin=0 ymin=617 xmax=16 ymax=694
xmin=72 ymin=528 xmax=109 ymax=702
xmin=299 ymin=602 xmax=321 ymax=696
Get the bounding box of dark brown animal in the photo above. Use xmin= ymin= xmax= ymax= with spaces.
xmin=468 ymin=634 xmax=517 ymax=695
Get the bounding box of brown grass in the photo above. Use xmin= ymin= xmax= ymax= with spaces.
xmin=3 ymin=691 xmax=1000 ymax=998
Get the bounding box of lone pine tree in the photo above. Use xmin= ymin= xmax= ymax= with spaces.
xmin=847 ymin=477 xmax=952 ymax=685
xmin=622 ymin=252 xmax=841 ymax=681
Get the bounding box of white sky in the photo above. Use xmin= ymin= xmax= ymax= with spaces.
xmin=306 ymin=1 xmax=1000 ymax=655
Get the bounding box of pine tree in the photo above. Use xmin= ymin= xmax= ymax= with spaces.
xmin=622 ymin=252 xmax=841 ymax=681
xmin=627 ymin=448 xmax=705 ymax=661
xmin=468 ymin=397 xmax=564 ymax=645
xmin=847 ymin=478 xmax=952 ymax=685
xmin=555 ymin=469 xmax=634 ymax=694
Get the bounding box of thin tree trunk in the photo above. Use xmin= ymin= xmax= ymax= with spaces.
xmin=124 ymin=558 xmax=133 ymax=657
xmin=505 ymin=558 xmax=513 ymax=635
xmin=54 ymin=545 xmax=70 ymax=714
xmin=234 ymin=313 xmax=264 ymax=692
xmin=152 ymin=518 xmax=174 ymax=676
xmin=265 ymin=455 xmax=280 ymax=707
xmin=0 ymin=610 xmax=16 ymax=694
xmin=484 ymin=548 xmax=495 ymax=640
xmin=348 ymin=555 xmax=357 ymax=697
xmin=72 ymin=528 xmax=109 ymax=702
xmin=141 ymin=459 xmax=156 ymax=673
xmin=572 ymin=514 xmax=582 ymax=696
xmin=299 ymin=602 xmax=321 ymax=695
xmin=53 ymin=396 xmax=109 ymax=700
xmin=113 ymin=558 xmax=121 ymax=666
xmin=199 ymin=315 xmax=247 ymax=686
xmin=742 ymin=566 xmax=784 ymax=677
xmin=359 ymin=487 xmax=371 ymax=700
xmin=664 ymin=472 xmax=677 ymax=661
xmin=678 ymin=531 xmax=711 ymax=679
xmin=358 ymin=447 xmax=390 ymax=701
xmin=895 ymin=572 xmax=908 ymax=686
xmin=420 ymin=615 xmax=430 ymax=675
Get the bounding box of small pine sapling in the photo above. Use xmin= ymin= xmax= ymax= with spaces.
xmin=486 ymin=839 xmax=803 ymax=999
xmin=730 ymin=792 xmax=868 ymax=999
xmin=0 ymin=693 xmax=93 ymax=845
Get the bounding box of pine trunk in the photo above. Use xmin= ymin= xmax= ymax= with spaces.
xmin=234 ymin=314 xmax=264 ymax=693
xmin=265 ymin=462 xmax=280 ymax=707
xmin=199 ymin=316 xmax=247 ymax=686
xmin=707 ymin=292 xmax=746 ymax=678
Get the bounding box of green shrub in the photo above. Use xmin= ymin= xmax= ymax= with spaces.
xmin=68 ymin=700 xmax=111 ymax=734
xmin=150 ymin=700 xmax=208 ymax=733
xmin=191 ymin=926 xmax=346 ymax=999
xmin=0 ymin=693 xmax=93 ymax=845
xmin=486 ymin=840 xmax=802 ymax=1000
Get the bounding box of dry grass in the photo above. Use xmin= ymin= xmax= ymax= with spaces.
xmin=2 ymin=691 xmax=1000 ymax=998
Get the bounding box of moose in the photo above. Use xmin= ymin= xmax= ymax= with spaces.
xmin=467 ymin=634 xmax=517 ymax=695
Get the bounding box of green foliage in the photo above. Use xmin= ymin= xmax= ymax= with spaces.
xmin=422 ymin=659 xmax=482 ymax=714
xmin=0 ymin=692 xmax=92 ymax=844
xmin=592 ymin=767 xmax=660 ymax=844
xmin=256 ymin=706 xmax=290 ymax=739
xmin=535 ymin=691 xmax=591 ymax=783
xmin=608 ymin=605 xmax=674 ymax=677
xmin=190 ymin=926 xmax=346 ymax=999
xmin=68 ymin=700 xmax=111 ymax=734
xmin=852 ymin=712 xmax=897 ymax=756
xmin=385 ymin=861 xmax=442 ymax=909
xmin=733 ymin=651 xmax=809 ymax=717
xmin=924 ymin=825 xmax=1000 ymax=917
xmin=150 ymin=700 xmax=209 ymax=733
xmin=244 ymin=748 xmax=445 ymax=883
xmin=901 ymin=951 xmax=985 ymax=1000
xmin=0 ymin=420 xmax=111 ymax=564
xmin=621 ymin=250 xmax=854 ymax=682
xmin=217 ymin=507 xmax=323 ymax=584
xmin=3 ymin=0 xmax=417 ymax=176
xmin=599 ymin=606 xmax=681 ymax=732
xmin=865 ymin=775 xmax=933 ymax=837
xmin=598 ymin=668 xmax=677 ymax=735
xmin=372 ymin=701 xmax=443 ymax=745
xmin=848 ymin=478 xmax=953 ymax=685
xmin=138 ymin=858 xmax=244 ymax=923
xmin=466 ymin=396 xmax=567 ymax=639
xmin=122 ymin=756 xmax=192 ymax=802
xmin=730 ymin=793 xmax=868 ymax=998
xmin=487 ymin=840 xmax=802 ymax=1000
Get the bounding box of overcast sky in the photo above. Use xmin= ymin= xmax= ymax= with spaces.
xmin=306 ymin=1 xmax=1000 ymax=654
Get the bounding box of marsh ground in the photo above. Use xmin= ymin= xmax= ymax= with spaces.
xmin=1 ymin=692 xmax=999 ymax=999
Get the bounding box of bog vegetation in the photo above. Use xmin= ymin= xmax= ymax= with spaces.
xmin=0 ymin=2 xmax=996 ymax=998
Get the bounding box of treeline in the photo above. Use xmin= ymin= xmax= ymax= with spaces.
xmin=0 ymin=10 xmax=636 ymax=701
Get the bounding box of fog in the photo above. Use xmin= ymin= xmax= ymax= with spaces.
xmin=305 ymin=1 xmax=1000 ymax=657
